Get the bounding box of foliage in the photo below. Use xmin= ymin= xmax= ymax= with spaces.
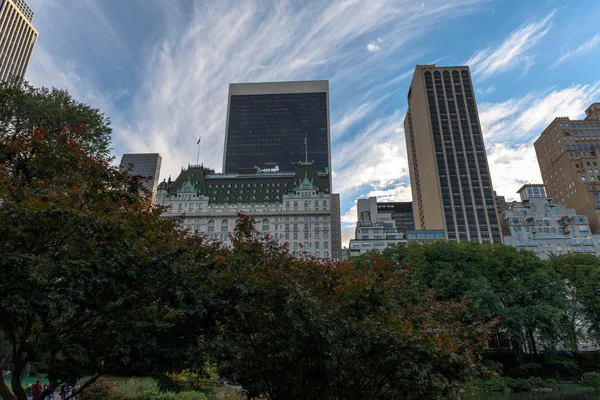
xmin=548 ymin=254 xmax=600 ymax=348
xmin=0 ymin=81 xmax=202 ymax=400
xmin=583 ymin=372 xmax=600 ymax=389
xmin=378 ymin=242 xmax=571 ymax=357
xmin=200 ymin=215 xmax=493 ymax=400
xmin=82 ymin=379 xmax=210 ymax=400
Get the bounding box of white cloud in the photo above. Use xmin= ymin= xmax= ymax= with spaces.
xmin=466 ymin=10 xmax=555 ymax=80
xmin=486 ymin=144 xmax=541 ymax=200
xmin=550 ymin=33 xmax=600 ymax=69
xmin=367 ymin=42 xmax=381 ymax=52
xmin=476 ymin=85 xmax=496 ymax=96
xmin=479 ymin=81 xmax=600 ymax=145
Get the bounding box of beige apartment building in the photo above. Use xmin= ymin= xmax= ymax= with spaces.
xmin=0 ymin=0 xmax=38 ymax=81
xmin=404 ymin=64 xmax=502 ymax=243
xmin=534 ymin=103 xmax=600 ymax=232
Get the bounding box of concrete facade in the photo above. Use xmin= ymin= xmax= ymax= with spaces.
xmin=0 ymin=0 xmax=37 ymax=81
xmin=404 ymin=64 xmax=502 ymax=243
xmin=534 ymin=102 xmax=600 ymax=233
xmin=120 ymin=153 xmax=162 ymax=203
xmin=348 ymin=197 xmax=444 ymax=256
xmin=156 ymin=163 xmax=340 ymax=260
xmin=501 ymin=184 xmax=600 ymax=259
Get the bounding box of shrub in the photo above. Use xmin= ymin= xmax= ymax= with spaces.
xmin=83 ymin=378 xmax=120 ymax=400
xmin=504 ymin=378 xmax=531 ymax=392
xmin=583 ymin=372 xmax=600 ymax=389
xmin=132 ymin=389 xmax=208 ymax=400
xmin=113 ymin=379 xmax=157 ymax=396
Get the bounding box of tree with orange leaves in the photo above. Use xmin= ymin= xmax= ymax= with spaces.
xmin=200 ymin=215 xmax=493 ymax=399
xmin=0 ymin=81 xmax=200 ymax=400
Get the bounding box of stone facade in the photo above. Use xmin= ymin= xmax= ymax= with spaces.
xmin=501 ymin=184 xmax=600 ymax=258
xmin=156 ymin=162 xmax=341 ymax=259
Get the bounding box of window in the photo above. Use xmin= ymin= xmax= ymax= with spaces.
xmin=262 ymin=219 xmax=269 ymax=231
xmin=315 ymin=242 xmax=320 ymax=249
xmin=304 ymin=232 xmax=309 ymax=239
xmin=208 ymin=220 xmax=215 ymax=233
xmin=221 ymin=220 xmax=229 ymax=232
xmin=324 ymin=242 xmax=328 ymax=249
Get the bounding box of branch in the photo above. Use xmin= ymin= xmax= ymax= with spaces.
xmin=63 ymin=372 xmax=105 ymax=400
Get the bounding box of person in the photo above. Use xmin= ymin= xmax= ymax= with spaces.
xmin=26 ymin=384 xmax=33 ymax=398
xmin=32 ymin=381 xmax=43 ymax=398
xmin=60 ymin=384 xmax=69 ymax=400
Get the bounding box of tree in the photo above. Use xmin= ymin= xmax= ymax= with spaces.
xmin=377 ymin=242 xmax=570 ymax=358
xmin=200 ymin=216 xmax=492 ymax=399
xmin=549 ymin=254 xmax=600 ymax=349
xmin=0 ymin=81 xmax=199 ymax=400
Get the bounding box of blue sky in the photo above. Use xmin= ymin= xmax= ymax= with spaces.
xmin=25 ymin=0 xmax=600 ymax=246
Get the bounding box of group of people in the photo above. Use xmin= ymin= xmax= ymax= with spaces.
xmin=26 ymin=381 xmax=80 ymax=400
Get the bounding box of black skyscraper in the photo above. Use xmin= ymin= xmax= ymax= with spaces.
xmin=223 ymin=81 xmax=331 ymax=189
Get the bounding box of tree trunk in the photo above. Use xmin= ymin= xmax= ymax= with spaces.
xmin=0 ymin=375 xmax=17 ymax=400
xmin=10 ymin=361 xmax=28 ymax=400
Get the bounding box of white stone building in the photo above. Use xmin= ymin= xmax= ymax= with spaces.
xmin=501 ymin=184 xmax=600 ymax=258
xmin=156 ymin=163 xmax=342 ymax=260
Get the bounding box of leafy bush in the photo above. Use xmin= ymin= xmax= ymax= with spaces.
xmin=133 ymin=389 xmax=208 ymax=400
xmin=504 ymin=378 xmax=531 ymax=392
xmin=82 ymin=378 xmax=120 ymax=400
xmin=113 ymin=379 xmax=156 ymax=395
xmin=463 ymin=377 xmax=508 ymax=391
xmin=583 ymin=372 xmax=600 ymax=389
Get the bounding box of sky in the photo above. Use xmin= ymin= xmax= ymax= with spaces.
xmin=25 ymin=0 xmax=600 ymax=246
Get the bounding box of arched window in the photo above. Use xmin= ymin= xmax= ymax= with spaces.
xmin=207 ymin=220 xmax=215 ymax=233
xmin=262 ymin=219 xmax=269 ymax=231
xmin=221 ymin=220 xmax=229 ymax=232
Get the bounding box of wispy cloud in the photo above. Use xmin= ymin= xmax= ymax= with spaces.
xmin=466 ymin=10 xmax=556 ymax=80
xmin=476 ymin=85 xmax=496 ymax=96
xmin=479 ymin=81 xmax=600 ymax=144
xmin=479 ymin=81 xmax=600 ymax=198
xmin=550 ymin=33 xmax=600 ymax=69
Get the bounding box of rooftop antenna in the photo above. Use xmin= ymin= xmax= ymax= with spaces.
xmin=304 ymin=134 xmax=308 ymax=163
xmin=196 ymin=136 xmax=201 ymax=165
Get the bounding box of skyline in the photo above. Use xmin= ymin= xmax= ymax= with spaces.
xmin=23 ymin=0 xmax=600 ymax=246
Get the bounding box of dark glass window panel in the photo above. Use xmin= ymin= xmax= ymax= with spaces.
xmin=226 ymin=92 xmax=328 ymax=176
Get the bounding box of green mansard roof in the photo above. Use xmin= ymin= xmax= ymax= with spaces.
xmin=160 ymin=163 xmax=330 ymax=204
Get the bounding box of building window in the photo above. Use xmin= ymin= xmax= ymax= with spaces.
xmin=208 ymin=220 xmax=215 ymax=233
xmin=263 ymin=219 xmax=269 ymax=231
xmin=221 ymin=220 xmax=229 ymax=232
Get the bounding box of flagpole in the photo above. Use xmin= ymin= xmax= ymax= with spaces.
xmin=196 ymin=137 xmax=201 ymax=165
xmin=304 ymin=134 xmax=307 ymax=163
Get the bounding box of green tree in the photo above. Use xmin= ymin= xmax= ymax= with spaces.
xmin=378 ymin=242 xmax=570 ymax=358
xmin=549 ymin=253 xmax=600 ymax=349
xmin=201 ymin=216 xmax=491 ymax=399
xmin=0 ymin=81 xmax=199 ymax=400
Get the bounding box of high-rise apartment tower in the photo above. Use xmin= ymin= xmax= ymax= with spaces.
xmin=0 ymin=0 xmax=38 ymax=81
xmin=534 ymin=102 xmax=600 ymax=231
xmin=119 ymin=153 xmax=162 ymax=203
xmin=223 ymin=81 xmax=331 ymax=190
xmin=404 ymin=65 xmax=501 ymax=243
